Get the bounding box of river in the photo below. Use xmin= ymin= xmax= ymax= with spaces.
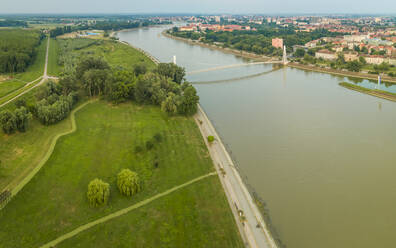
xmin=117 ymin=26 xmax=396 ymax=248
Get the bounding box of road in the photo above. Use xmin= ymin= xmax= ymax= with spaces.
xmin=0 ymin=37 xmax=54 ymax=108
xmin=195 ymin=105 xmax=278 ymax=248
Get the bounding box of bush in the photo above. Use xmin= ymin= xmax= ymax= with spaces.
xmin=135 ymin=145 xmax=143 ymax=153
xmin=146 ymin=140 xmax=154 ymax=150
xmin=207 ymin=135 xmax=215 ymax=143
xmin=117 ymin=169 xmax=141 ymax=196
xmin=153 ymin=133 xmax=163 ymax=143
xmin=87 ymin=178 xmax=110 ymax=207
xmin=0 ymin=110 xmax=16 ymax=134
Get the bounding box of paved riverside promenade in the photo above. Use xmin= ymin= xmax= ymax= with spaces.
xmin=194 ymin=105 xmax=278 ymax=248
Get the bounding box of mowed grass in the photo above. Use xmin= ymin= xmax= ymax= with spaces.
xmin=0 ymin=80 xmax=26 ymax=98
xmin=57 ymin=177 xmax=244 ymax=248
xmin=47 ymin=38 xmax=61 ymax=76
xmin=75 ymin=40 xmax=156 ymax=71
xmin=0 ymin=101 xmax=243 ymax=247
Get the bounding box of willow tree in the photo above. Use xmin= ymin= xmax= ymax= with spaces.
xmin=87 ymin=178 xmax=110 ymax=207
xmin=117 ymin=169 xmax=141 ymax=197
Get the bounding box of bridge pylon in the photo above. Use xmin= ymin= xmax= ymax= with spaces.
xmin=282 ymin=45 xmax=288 ymax=65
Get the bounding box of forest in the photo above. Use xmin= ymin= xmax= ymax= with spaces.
xmin=0 ymin=29 xmax=44 ymax=73
xmin=0 ymin=20 xmax=28 ymax=27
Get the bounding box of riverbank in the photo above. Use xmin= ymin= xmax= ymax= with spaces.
xmin=164 ymin=31 xmax=396 ymax=85
xmin=339 ymin=82 xmax=396 ymax=102
xmin=162 ymin=30 xmax=273 ymax=62
xmin=120 ymin=30 xmax=279 ymax=247
xmin=289 ymin=63 xmax=396 ymax=84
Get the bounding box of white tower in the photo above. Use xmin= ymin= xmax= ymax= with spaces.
xmin=282 ymin=46 xmax=288 ymax=65
xmin=173 ymin=55 xmax=177 ymax=65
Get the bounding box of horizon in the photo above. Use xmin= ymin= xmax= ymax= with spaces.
xmin=1 ymin=0 xmax=396 ymax=15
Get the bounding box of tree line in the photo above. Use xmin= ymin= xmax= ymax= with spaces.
xmin=0 ymin=29 xmax=44 ymax=73
xmin=1 ymin=56 xmax=199 ymax=134
xmin=0 ymin=20 xmax=28 ymax=27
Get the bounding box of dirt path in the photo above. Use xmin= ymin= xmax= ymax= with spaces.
xmin=39 ymin=172 xmax=217 ymax=248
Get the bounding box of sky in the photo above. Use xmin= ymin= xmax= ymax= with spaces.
xmin=1 ymin=0 xmax=396 ymax=14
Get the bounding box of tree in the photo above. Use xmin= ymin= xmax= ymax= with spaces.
xmin=87 ymin=178 xmax=110 ymax=207
xmin=82 ymin=69 xmax=110 ymax=96
xmin=161 ymin=92 xmax=178 ymax=114
xmin=207 ymin=135 xmax=215 ymax=143
xmin=0 ymin=110 xmax=16 ymax=134
xmin=134 ymin=63 xmax=147 ymax=76
xmin=75 ymin=57 xmax=110 ymax=80
xmin=146 ymin=140 xmax=154 ymax=150
xmin=359 ymin=56 xmax=366 ymax=65
xmin=294 ymin=48 xmax=305 ymax=57
xmin=14 ymin=107 xmax=32 ymax=132
xmin=117 ymin=169 xmax=141 ymax=196
xmin=59 ymin=74 xmax=79 ymax=95
xmin=156 ymin=63 xmax=186 ymax=84
xmin=346 ymin=60 xmax=362 ymax=72
xmin=178 ymin=84 xmax=199 ymax=115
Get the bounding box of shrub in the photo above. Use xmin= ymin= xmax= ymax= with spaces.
xmin=146 ymin=140 xmax=154 ymax=150
xmin=0 ymin=110 xmax=16 ymax=134
xmin=117 ymin=169 xmax=141 ymax=196
xmin=153 ymin=133 xmax=163 ymax=143
xmin=87 ymin=178 xmax=110 ymax=207
xmin=135 ymin=145 xmax=143 ymax=153
xmin=207 ymin=135 xmax=215 ymax=143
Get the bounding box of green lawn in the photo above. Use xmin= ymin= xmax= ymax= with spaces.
xmin=0 ymin=80 xmax=26 ymax=98
xmin=47 ymin=38 xmax=62 ymax=76
xmin=71 ymin=40 xmax=156 ymax=71
xmin=57 ymin=177 xmax=243 ymax=248
xmin=0 ymin=101 xmax=243 ymax=247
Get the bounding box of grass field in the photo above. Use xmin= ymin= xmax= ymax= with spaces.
xmin=0 ymin=101 xmax=243 ymax=247
xmin=57 ymin=177 xmax=243 ymax=248
xmin=0 ymin=80 xmax=26 ymax=98
xmin=67 ymin=39 xmax=157 ymax=71
xmin=47 ymin=38 xmax=62 ymax=76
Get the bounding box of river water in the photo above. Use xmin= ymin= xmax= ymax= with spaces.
xmin=117 ymin=26 xmax=396 ymax=248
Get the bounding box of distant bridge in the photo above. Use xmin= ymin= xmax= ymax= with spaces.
xmin=186 ymin=45 xmax=288 ymax=75
xmin=190 ymin=67 xmax=282 ymax=84
xmin=186 ymin=61 xmax=283 ymax=75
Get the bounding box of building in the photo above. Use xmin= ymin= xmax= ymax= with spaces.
xmin=363 ymin=55 xmax=386 ymax=65
xmin=272 ymin=38 xmax=283 ymax=49
xmin=344 ymin=52 xmax=359 ymax=61
xmin=344 ymin=34 xmax=369 ymax=43
xmin=315 ymin=49 xmax=337 ymax=60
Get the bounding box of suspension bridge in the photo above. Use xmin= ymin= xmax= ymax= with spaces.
xmin=185 ymin=45 xmax=288 ymax=75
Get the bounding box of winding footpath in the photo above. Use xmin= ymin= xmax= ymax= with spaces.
xmin=1 ymin=100 xmax=97 ymax=210
xmin=39 ymin=172 xmax=217 ymax=248
xmin=0 ymin=37 xmax=56 ymax=108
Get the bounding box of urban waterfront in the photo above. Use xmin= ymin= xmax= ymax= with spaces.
xmin=118 ymin=26 xmax=396 ymax=248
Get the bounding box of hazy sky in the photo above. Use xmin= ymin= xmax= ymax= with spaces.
xmin=1 ymin=0 xmax=396 ymax=14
